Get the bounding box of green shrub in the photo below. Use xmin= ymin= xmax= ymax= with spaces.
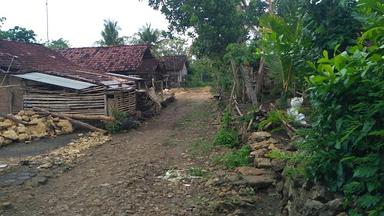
xmin=218 ymin=145 xmax=251 ymax=169
xmin=214 ymin=128 xmax=238 ymax=148
xmin=258 ymin=109 xmax=291 ymax=131
xmin=105 ymin=110 xmax=128 ymax=134
xmin=296 ymin=25 xmax=384 ymax=215
xmin=213 ymin=110 xmax=239 ymax=148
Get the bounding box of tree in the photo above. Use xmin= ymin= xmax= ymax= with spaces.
xmin=147 ymin=0 xmax=268 ymax=58
xmin=0 ymin=17 xmax=6 ymax=39
xmin=130 ymin=23 xmax=163 ymax=46
xmin=156 ymin=37 xmax=189 ymax=56
xmin=4 ymin=26 xmax=36 ymax=43
xmin=130 ymin=23 xmax=189 ymax=56
xmin=0 ymin=18 xmax=36 ymax=43
xmin=96 ymin=19 xmax=125 ymax=46
xmin=45 ymin=38 xmax=70 ymax=50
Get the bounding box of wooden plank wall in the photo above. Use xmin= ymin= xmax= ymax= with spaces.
xmin=107 ymin=90 xmax=136 ymax=115
xmin=23 ymin=93 xmax=106 ymax=115
xmin=0 ymin=75 xmax=25 ymax=114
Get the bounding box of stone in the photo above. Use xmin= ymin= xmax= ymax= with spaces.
xmin=236 ymin=167 xmax=270 ymax=176
xmin=38 ymin=162 xmax=53 ymax=169
xmin=250 ymin=149 xmax=268 ymax=158
xmin=303 ymin=200 xmax=325 ymax=216
xmin=2 ymin=129 xmax=18 ymax=140
xmin=242 ymin=175 xmax=274 ymax=189
xmin=21 ymin=115 xmax=30 ymax=122
xmin=250 ymin=140 xmax=270 ymax=150
xmin=336 ymin=213 xmax=348 ymax=216
xmin=17 ymin=125 xmax=27 ymax=133
xmin=205 ymin=177 xmax=222 ymax=187
xmin=248 ymin=131 xmax=271 ymax=142
xmin=312 ymin=185 xmax=333 ymax=202
xmin=0 ymin=202 xmax=12 ymax=210
xmin=325 ymin=198 xmax=343 ymax=211
xmin=57 ymin=120 xmax=73 ymax=133
xmin=271 ymin=159 xmax=286 ymax=172
xmin=254 ymin=158 xmax=272 ymax=168
xmin=36 ymin=176 xmax=48 ymax=185
xmin=18 ymin=133 xmax=31 ymax=142
xmin=2 ymin=138 xmax=12 ymax=145
xmin=0 ymin=136 xmax=5 ymax=145
xmin=27 ymin=121 xmax=48 ymax=138
xmin=0 ymin=119 xmax=14 ymax=128
xmin=268 ymin=138 xmax=278 ymax=144
xmin=268 ymin=144 xmax=278 ymax=150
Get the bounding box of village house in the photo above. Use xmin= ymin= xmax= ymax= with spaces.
xmin=60 ymin=45 xmax=166 ymax=89
xmin=0 ymin=40 xmax=137 ymax=116
xmin=160 ymin=55 xmax=188 ymax=88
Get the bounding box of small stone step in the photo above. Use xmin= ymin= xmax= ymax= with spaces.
xmin=242 ymin=175 xmax=274 ymax=189
xmin=254 ymin=158 xmax=272 ymax=169
xmin=235 ymin=167 xmax=271 ymax=176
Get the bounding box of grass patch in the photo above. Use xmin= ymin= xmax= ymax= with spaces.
xmin=214 ymin=146 xmax=251 ymax=169
xmin=189 ymin=138 xmax=214 ymax=156
xmin=176 ymin=103 xmax=210 ymax=128
xmin=188 ymin=167 xmax=208 ymax=177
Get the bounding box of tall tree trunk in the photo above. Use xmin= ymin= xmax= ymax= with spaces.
xmin=230 ymin=59 xmax=241 ymax=101
xmin=240 ymin=65 xmax=258 ymax=105
xmin=255 ymin=58 xmax=265 ymax=100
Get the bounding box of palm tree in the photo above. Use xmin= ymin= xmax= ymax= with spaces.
xmin=97 ymin=19 xmax=125 ymax=46
xmin=130 ymin=23 xmax=164 ymax=47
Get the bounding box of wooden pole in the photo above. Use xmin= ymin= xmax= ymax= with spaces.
xmin=32 ymin=107 xmax=106 ymax=133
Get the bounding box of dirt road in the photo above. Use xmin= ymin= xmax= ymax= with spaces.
xmin=3 ymin=88 xmax=220 ymax=216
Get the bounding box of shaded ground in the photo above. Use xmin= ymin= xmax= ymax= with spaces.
xmin=0 ymin=133 xmax=79 ymax=158
xmin=0 ymin=88 xmax=281 ymax=216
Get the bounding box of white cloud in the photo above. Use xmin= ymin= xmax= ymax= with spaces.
xmin=0 ymin=0 xmax=169 ymax=47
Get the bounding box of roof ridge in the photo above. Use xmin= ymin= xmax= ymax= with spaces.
xmin=64 ymin=44 xmax=150 ymax=50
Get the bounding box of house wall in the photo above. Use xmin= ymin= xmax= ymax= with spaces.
xmin=106 ymin=90 xmax=136 ymax=116
xmin=167 ymin=64 xmax=187 ymax=88
xmin=0 ymin=75 xmax=25 ymax=114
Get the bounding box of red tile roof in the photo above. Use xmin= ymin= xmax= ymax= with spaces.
xmin=60 ymin=45 xmax=152 ymax=73
xmin=0 ymin=40 xmax=132 ymax=85
xmin=160 ymin=55 xmax=187 ymax=72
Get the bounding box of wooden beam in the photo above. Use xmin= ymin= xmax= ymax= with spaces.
xmin=32 ymin=107 xmax=106 ymax=133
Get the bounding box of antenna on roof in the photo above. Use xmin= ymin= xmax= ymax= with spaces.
xmin=46 ymin=0 xmax=49 ymax=42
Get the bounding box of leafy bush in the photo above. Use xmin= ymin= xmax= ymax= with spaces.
xmin=106 ymin=110 xmax=140 ymax=134
xmin=296 ymin=25 xmax=384 ymax=215
xmin=258 ymin=109 xmax=291 ymax=132
xmin=217 ymin=145 xmax=251 ymax=169
xmin=214 ymin=111 xmax=238 ymax=148
xmin=214 ymin=128 xmax=238 ymax=148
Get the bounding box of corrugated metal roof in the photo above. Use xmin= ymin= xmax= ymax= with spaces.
xmin=107 ymin=73 xmax=143 ymax=81
xmin=13 ymin=72 xmax=96 ymax=90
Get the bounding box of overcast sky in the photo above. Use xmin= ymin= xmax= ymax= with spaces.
xmin=0 ymin=0 xmax=170 ymax=47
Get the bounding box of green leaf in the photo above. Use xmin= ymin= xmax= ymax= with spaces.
xmin=353 ymin=166 xmax=378 ymax=178
xmin=357 ymin=194 xmax=381 ymax=209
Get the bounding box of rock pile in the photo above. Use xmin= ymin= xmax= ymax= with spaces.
xmin=0 ymin=110 xmax=73 ymax=147
xmin=246 ymin=131 xmax=347 ymax=216
xmin=32 ymin=132 xmax=111 ymax=168
xmin=247 ymin=131 xmax=285 ymax=172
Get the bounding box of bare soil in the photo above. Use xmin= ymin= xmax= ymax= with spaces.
xmin=0 ymin=88 xmax=280 ymax=216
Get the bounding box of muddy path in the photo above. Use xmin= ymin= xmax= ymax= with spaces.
xmin=1 ymin=88 xmax=218 ymax=215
